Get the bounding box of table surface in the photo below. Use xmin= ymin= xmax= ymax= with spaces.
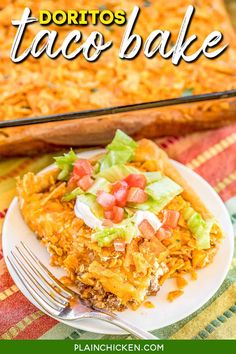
xmin=0 ymin=122 xmax=236 ymax=340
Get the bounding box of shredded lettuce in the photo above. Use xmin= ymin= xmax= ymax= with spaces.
xmin=146 ymin=177 xmax=183 ymax=212
xmin=127 ymin=175 xmax=182 ymax=213
xmin=94 ymin=161 xmax=101 ymax=174
xmin=183 ymin=206 xmax=195 ymax=220
xmin=184 ymin=208 xmax=213 ymax=249
xmin=107 ymin=129 xmax=137 ymax=152
xmin=100 ymin=150 xmax=133 ymax=171
xmin=54 ymin=149 xmax=77 ymax=181
xmin=99 ymin=130 xmax=137 ymax=171
xmin=91 ymin=220 xmax=137 ymax=247
xmin=62 ymin=187 xmax=83 ymax=202
xmin=119 ymin=220 xmax=138 ymax=243
xmin=88 ymin=177 xmax=110 ymax=195
xmin=76 ymin=194 xmax=103 ymax=219
xmin=98 ymin=164 xmax=139 ymax=183
xmin=124 ymin=207 xmax=135 ymax=217
xmin=130 ymin=197 xmax=162 ymax=214
xmin=144 ymin=172 xmax=162 ymax=184
xmin=92 ymin=228 xmax=126 ymax=247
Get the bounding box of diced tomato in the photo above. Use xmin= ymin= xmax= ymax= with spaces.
xmin=125 ymin=174 xmax=147 ymax=189
xmin=104 ymin=210 xmax=113 ymax=220
xmin=73 ymin=159 xmax=93 ymax=178
xmin=104 ymin=206 xmax=124 ymax=224
xmin=114 ymin=188 xmax=129 ymax=207
xmin=138 ymin=219 xmax=155 ymax=239
xmin=102 ymin=219 xmax=113 ymax=227
xmin=156 ymin=227 xmax=172 ymax=241
xmin=77 ymin=175 xmax=94 ymax=191
xmin=96 ymin=191 xmax=116 ymax=210
xmin=112 ymin=180 xmax=129 ymax=207
xmin=112 ymin=180 xmax=128 ymax=193
xmin=114 ymin=239 xmax=126 ymax=252
xmin=112 ymin=206 xmax=124 ymax=224
xmin=127 ymin=187 xmax=148 ymax=204
xmin=162 ymin=210 xmax=180 ymax=229
xmin=67 ymin=175 xmax=79 ymax=190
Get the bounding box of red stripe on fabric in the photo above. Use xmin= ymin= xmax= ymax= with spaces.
xmin=157 ymin=136 xmax=182 ymax=150
xmin=0 ymin=266 xmax=15 ymax=292
xmin=14 ymin=315 xmax=57 ymax=340
xmin=0 ymin=208 xmax=8 ymax=219
xmin=219 ymin=179 xmax=236 ymax=202
xmin=194 ymin=144 xmax=236 ymax=187
xmin=0 ymin=291 xmax=38 ymax=335
xmin=176 ymin=123 xmax=236 ymax=165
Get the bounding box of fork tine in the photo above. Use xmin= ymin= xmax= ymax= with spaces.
xmin=21 ymin=242 xmax=74 ymax=298
xmin=10 ymin=249 xmax=68 ymax=311
xmin=7 ymin=254 xmax=61 ymax=317
xmin=16 ymin=245 xmax=69 ymax=305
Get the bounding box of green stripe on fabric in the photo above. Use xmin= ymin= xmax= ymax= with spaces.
xmin=39 ymin=323 xmax=84 ymax=340
xmin=166 ymin=280 xmax=234 ymax=339
xmin=39 ymin=323 xmax=106 ymax=340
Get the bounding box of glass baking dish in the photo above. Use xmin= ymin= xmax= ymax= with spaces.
xmin=0 ymin=90 xmax=236 ymax=157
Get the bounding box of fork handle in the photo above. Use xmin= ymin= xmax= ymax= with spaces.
xmin=84 ymin=311 xmax=158 ymax=339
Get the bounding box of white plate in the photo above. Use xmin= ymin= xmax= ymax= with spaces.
xmin=2 ymin=150 xmax=234 ymax=335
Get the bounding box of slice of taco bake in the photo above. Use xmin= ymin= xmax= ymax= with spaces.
xmin=16 ymin=130 xmax=222 ymax=311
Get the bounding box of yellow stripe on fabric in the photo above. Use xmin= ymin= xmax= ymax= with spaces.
xmin=208 ymin=315 xmax=236 ymax=339
xmin=0 ymin=311 xmax=43 ymax=340
xmin=0 ymin=158 xmax=28 ymax=178
xmin=0 ymin=155 xmax=54 ymax=202
xmin=18 ymin=155 xmax=54 ymax=176
xmin=22 ymin=316 xmax=31 ymax=326
xmin=0 ymin=284 xmax=18 ymax=301
xmin=0 ymin=188 xmax=18 ymax=211
xmin=215 ymin=170 xmax=236 ymax=193
xmin=0 ymin=179 xmax=17 ymax=197
xmin=170 ymin=284 xmax=236 ymax=339
xmin=186 ymin=133 xmax=236 ymax=169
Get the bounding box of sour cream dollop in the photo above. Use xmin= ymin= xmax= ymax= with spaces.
xmin=74 ymin=199 xmax=103 ymax=229
xmin=134 ymin=210 xmax=162 ymax=235
xmin=75 ymin=197 xmax=162 ymax=236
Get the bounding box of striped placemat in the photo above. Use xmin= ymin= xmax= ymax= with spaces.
xmin=0 ymin=123 xmax=235 ymax=340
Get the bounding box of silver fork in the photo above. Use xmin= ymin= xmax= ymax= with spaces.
xmin=7 ymin=242 xmax=157 ymax=339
